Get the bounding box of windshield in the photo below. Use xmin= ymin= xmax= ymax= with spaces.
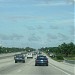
xmin=37 ymin=57 xmax=47 ymax=60
xmin=16 ymin=55 xmax=23 ymax=57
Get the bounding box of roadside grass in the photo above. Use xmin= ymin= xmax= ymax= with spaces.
xmin=64 ymin=57 xmax=75 ymax=60
xmin=45 ymin=53 xmax=64 ymax=62
xmin=51 ymin=57 xmax=64 ymax=62
xmin=50 ymin=56 xmax=75 ymax=62
xmin=44 ymin=52 xmax=64 ymax=62
xmin=44 ymin=52 xmax=75 ymax=63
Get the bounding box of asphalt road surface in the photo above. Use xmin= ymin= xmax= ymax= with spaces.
xmin=0 ymin=55 xmax=74 ymax=75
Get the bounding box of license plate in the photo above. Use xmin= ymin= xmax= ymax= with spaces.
xmin=41 ymin=60 xmax=43 ymax=61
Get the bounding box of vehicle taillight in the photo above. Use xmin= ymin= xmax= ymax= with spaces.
xmin=36 ymin=60 xmax=39 ymax=62
xmin=44 ymin=60 xmax=48 ymax=63
xmin=47 ymin=60 xmax=48 ymax=63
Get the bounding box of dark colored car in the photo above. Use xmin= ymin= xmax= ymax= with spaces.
xmin=14 ymin=54 xmax=25 ymax=63
xmin=35 ymin=55 xmax=48 ymax=66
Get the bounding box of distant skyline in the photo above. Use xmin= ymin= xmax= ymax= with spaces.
xmin=0 ymin=0 xmax=74 ymax=49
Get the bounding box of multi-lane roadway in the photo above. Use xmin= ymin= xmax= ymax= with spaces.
xmin=0 ymin=53 xmax=74 ymax=75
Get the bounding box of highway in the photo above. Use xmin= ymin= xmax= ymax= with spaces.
xmin=0 ymin=54 xmax=74 ymax=75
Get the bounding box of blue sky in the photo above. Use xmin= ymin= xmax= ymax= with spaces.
xmin=0 ymin=0 xmax=74 ymax=49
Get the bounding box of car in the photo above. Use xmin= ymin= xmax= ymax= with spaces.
xmin=26 ymin=53 xmax=33 ymax=59
xmin=32 ymin=51 xmax=37 ymax=55
xmin=14 ymin=54 xmax=25 ymax=63
xmin=35 ymin=55 xmax=48 ymax=66
xmin=38 ymin=51 xmax=42 ymax=54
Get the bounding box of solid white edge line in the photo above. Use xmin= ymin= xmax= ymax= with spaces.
xmin=49 ymin=63 xmax=71 ymax=75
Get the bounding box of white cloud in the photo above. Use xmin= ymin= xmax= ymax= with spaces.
xmin=34 ymin=0 xmax=74 ymax=7
xmin=28 ymin=34 xmax=41 ymax=42
xmin=58 ymin=33 xmax=69 ymax=41
xmin=49 ymin=19 xmax=74 ymax=25
xmin=0 ymin=33 xmax=24 ymax=40
xmin=35 ymin=2 xmax=67 ymax=7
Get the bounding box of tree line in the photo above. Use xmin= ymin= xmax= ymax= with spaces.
xmin=39 ymin=42 xmax=75 ymax=57
xmin=0 ymin=46 xmax=35 ymax=54
xmin=0 ymin=42 xmax=75 ymax=57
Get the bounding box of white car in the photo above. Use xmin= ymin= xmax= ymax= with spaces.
xmin=27 ymin=53 xmax=33 ymax=58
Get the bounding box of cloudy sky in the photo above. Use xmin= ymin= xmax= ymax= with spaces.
xmin=0 ymin=0 xmax=74 ymax=49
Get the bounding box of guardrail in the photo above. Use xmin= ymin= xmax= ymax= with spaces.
xmin=0 ymin=52 xmax=22 ymax=59
xmin=64 ymin=59 xmax=75 ymax=64
xmin=64 ymin=58 xmax=75 ymax=64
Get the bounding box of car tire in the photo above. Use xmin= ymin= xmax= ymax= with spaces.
xmin=15 ymin=61 xmax=17 ymax=63
xmin=23 ymin=61 xmax=25 ymax=63
xmin=46 ymin=64 xmax=48 ymax=66
xmin=35 ymin=64 xmax=37 ymax=66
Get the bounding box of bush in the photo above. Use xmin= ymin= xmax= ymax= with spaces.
xmin=56 ymin=56 xmax=64 ymax=60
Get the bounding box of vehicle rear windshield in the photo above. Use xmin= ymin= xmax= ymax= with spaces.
xmin=37 ymin=56 xmax=47 ymax=60
xmin=16 ymin=55 xmax=23 ymax=57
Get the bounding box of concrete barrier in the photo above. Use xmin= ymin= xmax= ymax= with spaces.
xmin=0 ymin=52 xmax=22 ymax=59
xmin=64 ymin=59 xmax=75 ymax=64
